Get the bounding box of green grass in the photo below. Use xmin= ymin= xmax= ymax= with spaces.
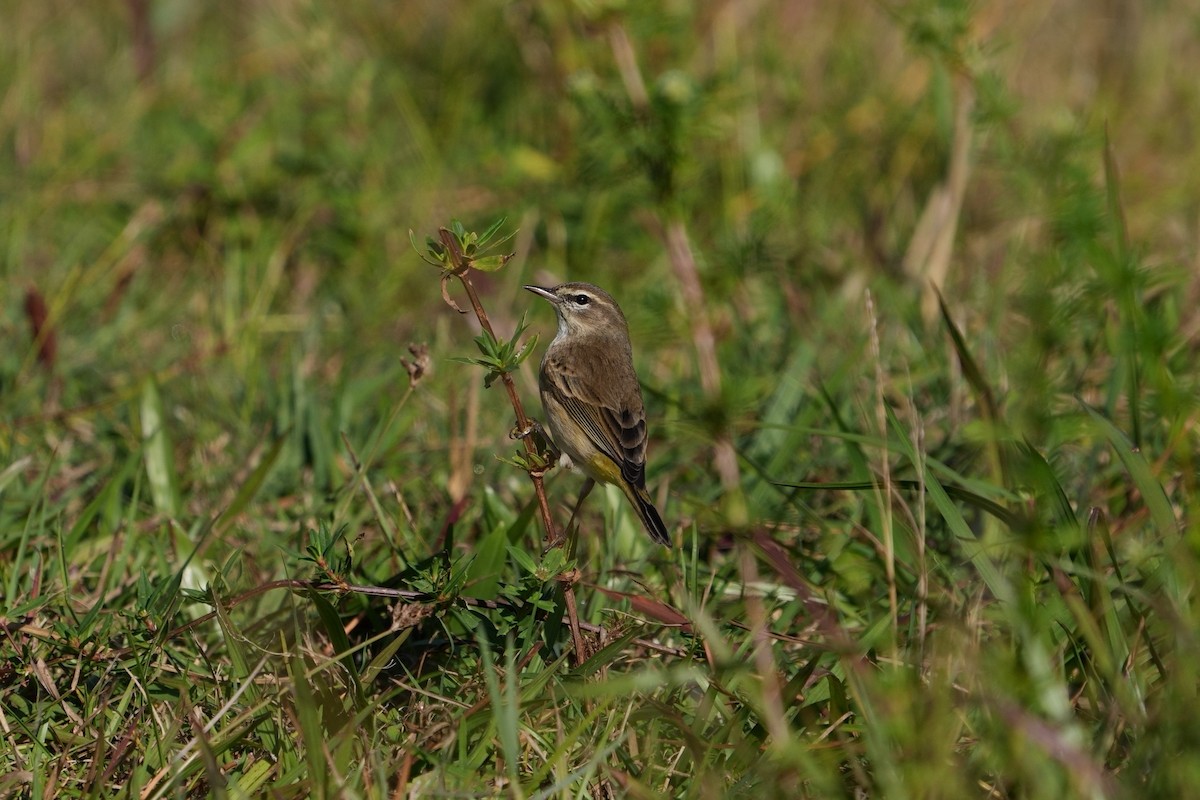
xmin=4 ymin=1 xmax=1200 ymax=797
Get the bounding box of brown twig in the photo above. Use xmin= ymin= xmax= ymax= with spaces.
xmin=661 ymin=218 xmax=741 ymax=493
xmin=23 ymin=285 xmax=57 ymax=370
xmin=126 ymin=0 xmax=156 ymax=84
xmin=438 ymin=230 xmax=558 ymax=540
xmin=437 ymin=229 xmax=589 ymax=665
xmin=902 ymin=76 xmax=975 ymax=324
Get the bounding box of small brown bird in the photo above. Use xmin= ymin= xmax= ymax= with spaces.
xmin=525 ymin=282 xmax=670 ymax=546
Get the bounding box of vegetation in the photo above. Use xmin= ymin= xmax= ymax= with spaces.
xmin=3 ymin=1 xmax=1199 ymax=797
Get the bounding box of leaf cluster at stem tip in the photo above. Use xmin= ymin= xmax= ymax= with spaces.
xmin=409 ymin=217 xmax=516 ymax=273
xmin=452 ymin=314 xmax=539 ymax=388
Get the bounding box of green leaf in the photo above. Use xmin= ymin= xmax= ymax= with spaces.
xmin=140 ymin=378 xmax=180 ymax=518
xmin=512 ymin=334 xmax=538 ymax=367
xmin=1083 ymin=404 xmax=1175 ymax=538
xmin=214 ymin=588 xmax=253 ymax=682
xmin=229 ymin=757 xmax=273 ymax=798
xmin=409 ymin=228 xmax=447 ymax=266
xmin=478 ymin=216 xmax=507 ymax=245
xmin=478 ymin=633 xmax=522 ymax=787
xmin=360 ymin=628 xmax=412 ymax=686
xmin=538 ymin=546 xmax=568 ymax=581
xmin=287 ymin=650 xmax=327 ymax=790
xmin=507 ymin=544 xmax=538 ymax=576
xmin=936 ymin=287 xmax=1000 ymax=425
xmin=887 ymin=405 xmax=1012 ymax=603
xmin=471 ymin=254 xmax=514 ymax=272
xmin=216 ymin=432 xmax=287 ymax=533
xmin=1014 ymin=440 xmax=1076 ymax=528
xmin=0 ymin=456 xmax=32 ymax=499
xmin=474 ymin=330 xmax=501 ymax=359
xmin=463 ymin=525 xmax=509 ymax=599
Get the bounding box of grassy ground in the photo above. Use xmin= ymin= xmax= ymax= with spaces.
xmin=3 ymin=1 xmax=1200 ymax=797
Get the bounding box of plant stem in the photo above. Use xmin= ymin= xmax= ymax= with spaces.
xmin=439 ymin=229 xmax=588 ymax=664
xmin=447 ymin=273 xmax=557 ymax=540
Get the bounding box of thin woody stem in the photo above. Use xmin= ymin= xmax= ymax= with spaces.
xmin=438 ymin=229 xmax=588 ymax=665
xmin=453 ymin=281 xmax=559 ymax=538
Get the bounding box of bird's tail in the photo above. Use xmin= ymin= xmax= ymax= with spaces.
xmin=625 ymin=483 xmax=671 ymax=546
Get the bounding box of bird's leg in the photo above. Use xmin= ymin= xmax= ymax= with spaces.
xmin=565 ymin=477 xmax=595 ymax=538
xmin=509 ymin=418 xmax=544 ymax=440
xmin=544 ymin=477 xmax=594 ymax=554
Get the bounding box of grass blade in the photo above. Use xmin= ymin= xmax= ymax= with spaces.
xmin=140 ymin=377 xmax=180 ymax=518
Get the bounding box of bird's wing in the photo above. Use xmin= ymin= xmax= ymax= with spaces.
xmin=543 ymin=348 xmax=648 ymax=488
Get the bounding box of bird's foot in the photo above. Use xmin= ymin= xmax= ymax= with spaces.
xmin=510 ymin=419 xmax=546 ymax=440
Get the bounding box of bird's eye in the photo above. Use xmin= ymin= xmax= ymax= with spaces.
xmin=573 ymin=294 xmax=590 ymax=306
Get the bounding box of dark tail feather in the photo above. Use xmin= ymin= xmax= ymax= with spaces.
xmin=632 ymin=486 xmax=671 ymax=546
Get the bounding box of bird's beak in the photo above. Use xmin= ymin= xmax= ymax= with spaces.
xmin=524 ymin=285 xmax=560 ymax=305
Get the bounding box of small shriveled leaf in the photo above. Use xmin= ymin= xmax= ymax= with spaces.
xmin=440 ymin=274 xmax=466 ymax=313
xmin=593 ymin=585 xmax=692 ymax=630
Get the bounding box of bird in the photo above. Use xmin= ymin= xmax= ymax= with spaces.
xmin=525 ymin=282 xmax=671 ymax=546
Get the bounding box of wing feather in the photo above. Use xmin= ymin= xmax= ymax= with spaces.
xmin=542 ymin=343 xmax=649 ymax=489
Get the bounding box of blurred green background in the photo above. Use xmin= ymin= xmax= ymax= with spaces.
xmin=3 ymin=1 xmax=1200 ymax=797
